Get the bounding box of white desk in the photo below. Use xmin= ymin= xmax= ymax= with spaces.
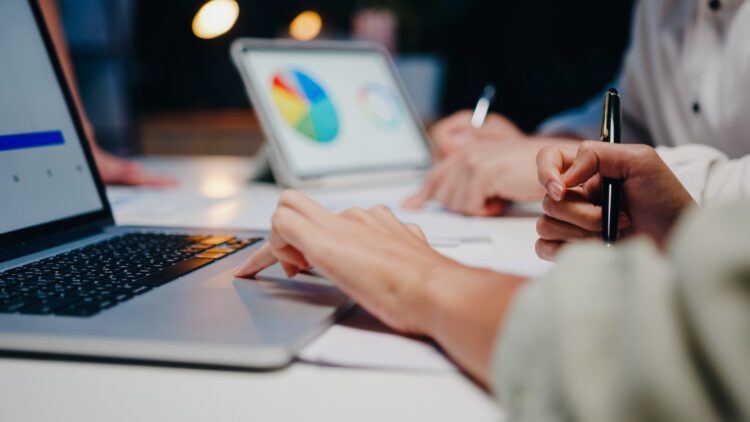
xmin=0 ymin=156 xmax=549 ymax=421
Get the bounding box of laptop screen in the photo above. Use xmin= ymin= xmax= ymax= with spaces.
xmin=0 ymin=0 xmax=104 ymax=236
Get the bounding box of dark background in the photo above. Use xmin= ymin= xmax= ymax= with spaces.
xmin=60 ymin=0 xmax=636 ymax=153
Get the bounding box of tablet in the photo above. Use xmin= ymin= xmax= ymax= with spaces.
xmin=231 ymin=39 xmax=433 ymax=188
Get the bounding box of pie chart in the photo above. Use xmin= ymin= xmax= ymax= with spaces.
xmin=271 ymin=69 xmax=339 ymax=143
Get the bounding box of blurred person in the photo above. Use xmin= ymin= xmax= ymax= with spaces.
xmin=352 ymin=8 xmax=399 ymax=55
xmin=39 ymin=0 xmax=174 ymax=186
xmin=235 ymin=142 xmax=750 ymax=420
xmin=406 ymin=0 xmax=750 ymax=215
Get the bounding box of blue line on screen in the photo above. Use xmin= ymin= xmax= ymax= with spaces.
xmin=0 ymin=131 xmax=65 ymax=152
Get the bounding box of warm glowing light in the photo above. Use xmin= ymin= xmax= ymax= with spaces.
xmin=290 ymin=11 xmax=322 ymax=41
xmin=199 ymin=175 xmax=238 ymax=199
xmin=192 ymin=0 xmax=240 ymax=40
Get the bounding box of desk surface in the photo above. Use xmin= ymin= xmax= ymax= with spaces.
xmin=0 ymin=156 xmax=549 ymax=421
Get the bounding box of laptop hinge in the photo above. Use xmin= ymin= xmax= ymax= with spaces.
xmin=0 ymin=222 xmax=109 ymax=264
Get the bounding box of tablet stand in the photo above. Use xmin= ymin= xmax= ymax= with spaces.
xmin=247 ymin=144 xmax=277 ymax=184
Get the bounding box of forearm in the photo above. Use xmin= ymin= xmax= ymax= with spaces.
xmin=420 ymin=262 xmax=526 ymax=386
xmin=38 ymin=0 xmax=96 ymax=142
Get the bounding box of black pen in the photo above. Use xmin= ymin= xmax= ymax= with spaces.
xmin=600 ymin=88 xmax=621 ymax=245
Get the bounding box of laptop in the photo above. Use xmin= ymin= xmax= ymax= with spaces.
xmin=0 ymin=0 xmax=351 ymax=369
xmin=231 ymin=38 xmax=434 ymax=189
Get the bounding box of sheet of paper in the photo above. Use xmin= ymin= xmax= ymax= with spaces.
xmin=298 ymin=325 xmax=457 ymax=372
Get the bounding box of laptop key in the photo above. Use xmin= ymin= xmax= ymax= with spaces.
xmin=0 ymin=298 xmax=38 ymax=313
xmin=55 ymin=305 xmax=101 ymax=317
xmin=20 ymin=297 xmax=78 ymax=315
xmin=1 ymin=232 xmax=259 ymax=318
xmin=134 ymin=257 xmax=215 ymax=288
xmin=200 ymin=236 xmax=235 ymax=245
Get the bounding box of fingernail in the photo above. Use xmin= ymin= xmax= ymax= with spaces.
xmin=402 ymin=197 xmax=421 ymax=209
xmin=547 ymin=181 xmax=565 ymax=201
xmin=618 ymin=214 xmax=631 ymax=228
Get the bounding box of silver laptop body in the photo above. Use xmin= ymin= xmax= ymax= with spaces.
xmin=0 ymin=0 xmax=350 ymax=369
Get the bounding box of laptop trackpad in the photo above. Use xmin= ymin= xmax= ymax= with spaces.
xmin=201 ymin=263 xmax=334 ymax=289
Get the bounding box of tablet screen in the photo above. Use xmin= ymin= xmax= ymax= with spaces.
xmin=238 ymin=47 xmax=431 ymax=178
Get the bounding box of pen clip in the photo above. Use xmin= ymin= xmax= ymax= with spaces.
xmin=600 ymin=88 xmax=620 ymax=143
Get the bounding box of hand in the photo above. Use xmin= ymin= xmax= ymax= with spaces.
xmin=236 ymin=190 xmax=526 ymax=386
xmin=404 ymin=140 xmax=550 ymax=215
xmin=91 ymin=145 xmax=177 ymax=187
xmin=535 ymin=142 xmax=696 ymax=260
xmin=429 ymin=110 xmax=525 ymax=158
xmin=235 ymin=191 xmax=453 ymax=334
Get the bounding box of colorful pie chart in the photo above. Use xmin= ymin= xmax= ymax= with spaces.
xmin=271 ymin=69 xmax=339 ymax=143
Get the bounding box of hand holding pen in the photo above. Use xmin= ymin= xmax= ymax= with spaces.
xmin=534 ymin=95 xmax=696 ymax=260
xmin=428 ymin=84 xmax=525 ymax=157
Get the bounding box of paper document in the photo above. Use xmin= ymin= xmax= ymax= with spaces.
xmin=299 ymin=325 xmax=457 ymax=372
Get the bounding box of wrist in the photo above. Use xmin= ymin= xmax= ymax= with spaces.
xmin=417 ymin=261 xmax=528 ymax=384
xmin=405 ymin=257 xmax=466 ymax=336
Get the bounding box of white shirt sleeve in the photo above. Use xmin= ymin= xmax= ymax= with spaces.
xmin=656 ymin=144 xmax=750 ymax=205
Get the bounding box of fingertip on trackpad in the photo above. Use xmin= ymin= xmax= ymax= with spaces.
xmin=256 ymin=263 xmax=333 ymax=286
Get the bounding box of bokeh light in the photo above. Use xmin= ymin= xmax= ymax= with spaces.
xmin=289 ymin=11 xmax=322 ymax=41
xmin=192 ymin=0 xmax=240 ymax=40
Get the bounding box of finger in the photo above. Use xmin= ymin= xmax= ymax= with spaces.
xmin=235 ymin=243 xmax=277 ymax=278
xmin=403 ymin=164 xmax=446 ymax=209
xmin=281 ymin=261 xmax=301 ymax=278
xmin=366 ymin=205 xmax=404 ymax=232
xmin=562 ymin=141 xmax=653 ymax=188
xmin=429 ymin=111 xmax=472 ymax=155
xmin=541 ymin=192 xmax=603 ymax=232
xmin=119 ymin=162 xmax=175 ymax=185
xmin=482 ymin=198 xmax=507 ymax=216
xmin=133 ymin=173 xmax=179 ymax=187
xmin=580 ymin=174 xmax=603 ymax=204
xmin=456 ymin=178 xmax=485 ymax=215
xmin=339 ymin=207 xmax=383 ymax=234
xmin=430 ymin=110 xmax=472 ymax=138
xmin=406 ymin=157 xmax=456 ymax=209
xmin=536 ymin=215 xmax=600 ymax=241
xmin=432 ymin=158 xmax=465 ymax=207
xmin=261 ymin=206 xmax=320 ymax=276
xmin=536 ymin=145 xmax=576 ymax=201
xmin=404 ymin=224 xmax=428 ymax=243
xmin=277 ymin=190 xmax=335 ymax=226
xmin=535 ymin=238 xmax=564 ymax=261
xmin=446 ymin=167 xmax=472 ymax=213
xmin=470 ymin=167 xmax=507 ymax=216
xmin=272 ymin=245 xmax=311 ymax=273
xmin=271 ymin=206 xmax=322 ymax=255
xmin=542 ymin=191 xmax=633 ymax=233
xmin=367 ymin=205 xmax=428 ymax=244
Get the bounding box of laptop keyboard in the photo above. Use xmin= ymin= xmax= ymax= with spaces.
xmin=0 ymin=232 xmax=261 ymax=317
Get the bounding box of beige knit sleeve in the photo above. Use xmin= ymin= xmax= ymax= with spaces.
xmin=492 ymin=200 xmax=750 ymax=421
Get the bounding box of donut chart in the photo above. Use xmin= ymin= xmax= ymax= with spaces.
xmin=271 ymin=69 xmax=339 ymax=143
xmin=358 ymin=83 xmax=404 ymax=129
